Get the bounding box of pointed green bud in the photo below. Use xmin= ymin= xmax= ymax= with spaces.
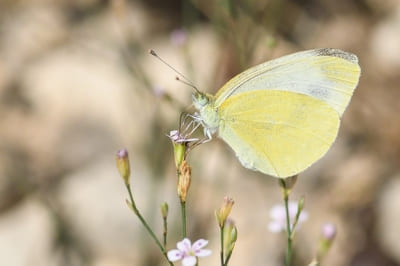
xmin=160 ymin=202 xmax=169 ymax=219
xmin=167 ymin=130 xmax=199 ymax=169
xmin=223 ymin=219 xmax=238 ymax=260
xmin=173 ymin=142 xmax=186 ymax=169
xmin=297 ymin=196 xmax=305 ymax=213
xmin=168 ymin=130 xmax=187 ymax=169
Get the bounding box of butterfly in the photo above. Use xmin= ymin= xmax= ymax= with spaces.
xmin=192 ymin=48 xmax=361 ymax=178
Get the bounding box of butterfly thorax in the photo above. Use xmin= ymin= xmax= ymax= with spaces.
xmin=192 ymin=92 xmax=219 ymax=136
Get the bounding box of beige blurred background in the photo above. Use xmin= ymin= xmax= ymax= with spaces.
xmin=0 ymin=0 xmax=400 ymax=265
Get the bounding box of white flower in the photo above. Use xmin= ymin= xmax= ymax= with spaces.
xmin=268 ymin=201 xmax=308 ymax=233
xmin=167 ymin=130 xmax=199 ymax=144
xmin=167 ymin=238 xmax=212 ymax=266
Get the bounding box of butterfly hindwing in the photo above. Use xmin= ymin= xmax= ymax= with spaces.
xmin=218 ymin=90 xmax=340 ymax=178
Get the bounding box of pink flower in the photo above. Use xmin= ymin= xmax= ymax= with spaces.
xmin=170 ymin=29 xmax=187 ymax=46
xmin=268 ymin=201 xmax=308 ymax=233
xmin=321 ymin=223 xmax=336 ymax=240
xmin=167 ymin=130 xmax=199 ymax=144
xmin=167 ymin=238 xmax=212 ymax=266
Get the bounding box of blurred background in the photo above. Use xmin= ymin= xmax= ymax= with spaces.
xmin=0 ymin=0 xmax=400 ymax=265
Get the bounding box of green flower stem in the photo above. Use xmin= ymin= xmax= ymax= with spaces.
xmin=220 ymin=225 xmax=225 ymax=266
xmin=280 ymin=179 xmax=292 ymax=266
xmin=224 ymin=248 xmax=233 ymax=266
xmin=126 ymin=184 xmax=173 ymax=266
xmin=163 ymin=215 xmax=168 ymax=249
xmin=180 ymin=200 xmax=187 ymax=238
xmin=291 ymin=207 xmax=302 ymax=238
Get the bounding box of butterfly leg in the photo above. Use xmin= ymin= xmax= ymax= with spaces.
xmin=179 ymin=112 xmax=215 ymax=145
xmin=180 ymin=112 xmax=203 ymax=138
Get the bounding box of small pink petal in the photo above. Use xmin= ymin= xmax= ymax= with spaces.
xmin=168 ymin=130 xmax=180 ymax=141
xmin=182 ymin=256 xmax=197 ymax=266
xmin=170 ymin=29 xmax=187 ymax=46
xmin=322 ymin=223 xmax=336 ymax=240
xmin=195 ymin=249 xmax=212 ymax=257
xmin=288 ymin=201 xmax=300 ymax=217
xmin=167 ymin=249 xmax=183 ymax=261
xmin=270 ymin=205 xmax=286 ymax=220
xmin=177 ymin=238 xmax=191 ymax=252
xmin=192 ymin=239 xmax=208 ymax=250
xmin=268 ymin=221 xmax=283 ymax=233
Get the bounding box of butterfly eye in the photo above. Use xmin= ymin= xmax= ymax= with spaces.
xmin=193 ymin=92 xmax=208 ymax=107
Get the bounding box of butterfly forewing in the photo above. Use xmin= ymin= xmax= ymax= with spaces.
xmin=215 ymin=48 xmax=361 ymax=116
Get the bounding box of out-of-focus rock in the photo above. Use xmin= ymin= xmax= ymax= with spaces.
xmin=376 ymin=175 xmax=400 ymax=264
xmin=56 ymin=157 xmax=141 ymax=263
xmin=329 ymin=152 xmax=384 ymax=208
xmin=0 ymin=200 xmax=54 ymax=266
xmin=0 ymin=2 xmax=68 ymax=75
xmin=370 ymin=7 xmax=400 ymax=77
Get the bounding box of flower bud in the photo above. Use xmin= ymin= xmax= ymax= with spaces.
xmin=297 ymin=196 xmax=305 ymax=213
xmin=321 ymin=223 xmax=336 ymax=241
xmin=161 ymin=202 xmax=169 ymax=219
xmin=279 ymin=175 xmax=298 ymax=198
xmin=168 ymin=130 xmax=187 ymax=169
xmin=286 ymin=175 xmax=298 ymax=190
xmin=177 ymin=160 xmax=191 ymax=202
xmin=215 ymin=196 xmax=234 ymax=228
xmin=223 ymin=219 xmax=238 ymax=262
xmin=317 ymin=223 xmax=337 ymax=259
xmin=167 ymin=130 xmax=199 ymax=169
xmin=116 ymin=148 xmax=130 ymax=185
xmin=173 ymin=143 xmax=186 ymax=169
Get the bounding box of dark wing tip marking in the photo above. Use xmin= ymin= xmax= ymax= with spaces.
xmin=315 ymin=48 xmax=359 ymax=64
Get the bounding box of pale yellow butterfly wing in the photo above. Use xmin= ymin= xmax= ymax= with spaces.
xmin=215 ymin=48 xmax=360 ymax=116
xmin=218 ymin=90 xmax=340 ymax=178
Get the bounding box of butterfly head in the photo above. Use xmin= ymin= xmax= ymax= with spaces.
xmin=192 ymin=92 xmax=210 ymax=110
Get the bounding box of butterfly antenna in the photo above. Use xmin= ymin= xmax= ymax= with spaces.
xmin=149 ymin=49 xmax=201 ymax=93
xmin=175 ymin=76 xmax=200 ymax=93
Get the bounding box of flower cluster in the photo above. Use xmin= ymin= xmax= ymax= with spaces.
xmin=167 ymin=238 xmax=212 ymax=266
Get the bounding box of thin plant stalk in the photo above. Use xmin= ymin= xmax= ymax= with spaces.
xmin=181 ymin=200 xmax=187 ymax=238
xmin=225 ymin=250 xmax=233 ymax=265
xmin=162 ymin=215 xmax=168 ymax=249
xmin=126 ymin=184 xmax=173 ymax=266
xmin=280 ymin=179 xmax=293 ymax=266
xmin=220 ymin=225 xmax=225 ymax=266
